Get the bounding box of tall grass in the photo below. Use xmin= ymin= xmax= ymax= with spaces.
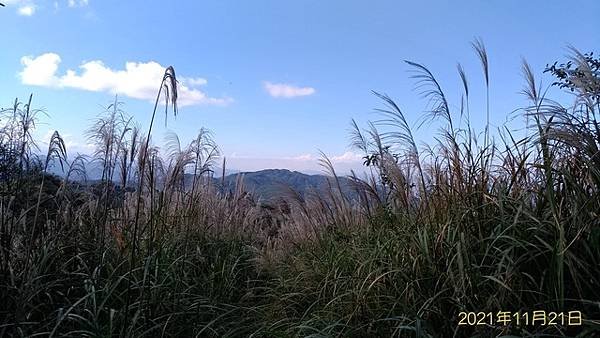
xmin=0 ymin=44 xmax=599 ymax=337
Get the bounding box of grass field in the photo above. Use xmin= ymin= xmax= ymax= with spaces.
xmin=1 ymin=45 xmax=599 ymax=337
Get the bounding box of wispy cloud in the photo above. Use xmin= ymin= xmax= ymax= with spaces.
xmin=263 ymin=81 xmax=315 ymax=98
xmin=17 ymin=4 xmax=35 ymax=16
xmin=283 ymin=151 xmax=362 ymax=163
xmin=330 ymin=151 xmax=363 ymax=163
xmin=282 ymin=151 xmax=363 ymax=163
xmin=19 ymin=53 xmax=233 ymax=107
xmin=5 ymin=0 xmax=87 ymax=15
xmin=181 ymin=77 xmax=208 ymax=87
xmin=287 ymin=154 xmax=314 ymax=161
xmin=67 ymin=0 xmax=88 ymax=7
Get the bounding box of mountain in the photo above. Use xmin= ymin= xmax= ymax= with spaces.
xmin=47 ymin=159 xmax=358 ymax=202
xmin=214 ymin=169 xmax=357 ymax=202
xmin=47 ymin=160 xmax=241 ymax=181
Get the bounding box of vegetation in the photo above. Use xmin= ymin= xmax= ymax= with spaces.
xmin=0 ymin=43 xmax=599 ymax=337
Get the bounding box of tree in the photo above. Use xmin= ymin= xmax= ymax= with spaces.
xmin=545 ymin=51 xmax=600 ymax=100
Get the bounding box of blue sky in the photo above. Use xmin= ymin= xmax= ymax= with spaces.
xmin=1 ymin=0 xmax=599 ymax=173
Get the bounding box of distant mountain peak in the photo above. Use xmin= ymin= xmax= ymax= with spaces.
xmin=217 ymin=168 xmax=355 ymax=202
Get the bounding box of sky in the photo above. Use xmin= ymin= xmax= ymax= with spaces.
xmin=1 ymin=0 xmax=599 ymax=174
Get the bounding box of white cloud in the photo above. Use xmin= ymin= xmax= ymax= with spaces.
xmin=182 ymin=77 xmax=208 ymax=86
xmin=5 ymin=0 xmax=87 ymax=15
xmin=17 ymin=4 xmax=35 ymax=16
xmin=67 ymin=0 xmax=88 ymax=8
xmin=19 ymin=53 xmax=232 ymax=107
xmin=330 ymin=151 xmax=363 ymax=163
xmin=284 ymin=151 xmax=362 ymax=164
xmin=263 ymin=81 xmax=315 ymax=98
xmin=288 ymin=154 xmax=314 ymax=161
xmin=20 ymin=53 xmax=61 ymax=85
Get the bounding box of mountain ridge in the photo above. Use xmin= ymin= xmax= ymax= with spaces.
xmin=47 ymin=162 xmax=358 ymax=202
xmin=204 ymin=168 xmax=357 ymax=202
